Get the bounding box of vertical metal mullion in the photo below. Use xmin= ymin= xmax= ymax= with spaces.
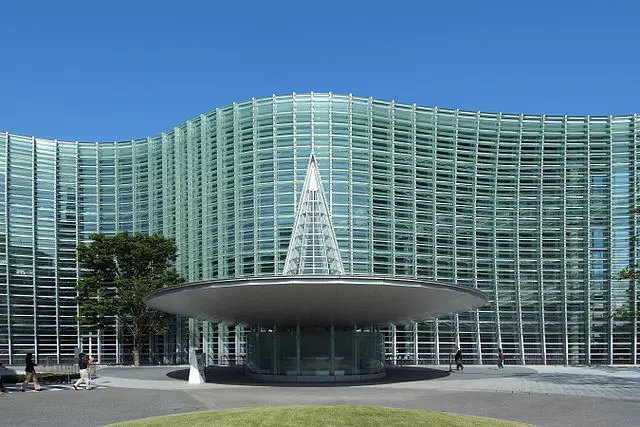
xmin=147 ymin=137 xmax=153 ymax=234
xmin=413 ymin=321 xmax=418 ymax=364
xmin=434 ymin=316 xmax=439 ymax=365
xmin=174 ymin=127 xmax=185 ymax=277
xmin=53 ymin=139 xmax=60 ymax=363
xmin=390 ymin=102 xmax=397 ymax=359
xmin=74 ymin=141 xmax=81 ymax=362
xmin=132 ymin=140 xmax=137 ymax=233
xmin=608 ymin=115 xmax=614 ymax=365
xmin=433 ymin=108 xmax=438 ymax=279
xmin=4 ymin=133 xmax=11 ymax=364
xmin=342 ymin=95 xmax=354 ymax=273
xmin=233 ymin=105 xmax=241 ymax=279
xmin=186 ymin=123 xmax=192 ymax=277
xmin=115 ymin=142 xmax=119 ymax=233
xmin=390 ymin=101 xmax=396 ymax=280
xmin=411 ymin=105 xmax=417 ymax=279
xmin=161 ymin=132 xmax=170 ymax=239
xmin=138 ymin=136 xmax=153 ymax=364
xmin=473 ymin=111 xmax=482 ymax=364
xmin=585 ymin=116 xmax=592 ymax=364
xmin=272 ymin=96 xmax=279 ymax=274
xmin=412 ymin=105 xmax=420 ymax=363
xmin=493 ymin=113 xmax=503 ymax=351
xmin=234 ymin=325 xmax=240 ymax=365
xmin=367 ymin=96 xmax=373 ymax=274
xmin=113 ymin=140 xmax=121 ymax=359
xmin=290 ymin=92 xmax=297 ymax=242
xmin=31 ymin=136 xmax=38 ymax=361
xmin=217 ymin=323 xmax=227 ymax=365
xmin=199 ymin=115 xmax=210 ymax=357
xmin=89 ymin=143 xmax=99 ymax=355
xmin=561 ymin=116 xmax=569 ymax=365
xmin=537 ymin=116 xmax=548 ymax=365
xmin=216 ymin=110 xmax=224 ymax=277
xmin=538 ymin=116 xmax=548 ymax=363
xmin=391 ymin=323 xmax=396 ymax=363
xmin=252 ymin=101 xmax=258 ymax=277
xmin=433 ymin=107 xmax=440 ymax=363
xmin=188 ymin=121 xmax=197 ymax=279
xmin=175 ymin=126 xmax=188 ymax=364
xmin=201 ymin=116 xmax=209 ymax=279
xmin=634 ymin=113 xmax=639 ymax=365
xmin=452 ymin=110 xmax=459 ymax=351
xmin=515 ymin=114 xmax=525 ymax=365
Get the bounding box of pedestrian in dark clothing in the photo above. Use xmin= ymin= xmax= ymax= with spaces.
xmin=454 ymin=346 xmax=464 ymax=371
xmin=73 ymin=353 xmax=91 ymax=390
xmin=497 ymin=348 xmax=505 ymax=369
xmin=0 ymin=362 xmax=7 ymax=392
xmin=21 ymin=352 xmax=41 ymax=391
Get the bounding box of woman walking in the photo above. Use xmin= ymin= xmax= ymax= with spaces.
xmin=21 ymin=353 xmax=41 ymax=391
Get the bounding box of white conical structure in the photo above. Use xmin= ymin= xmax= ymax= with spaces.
xmin=282 ymin=154 xmax=345 ymax=276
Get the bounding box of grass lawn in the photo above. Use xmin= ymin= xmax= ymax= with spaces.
xmin=110 ymin=405 xmax=529 ymax=426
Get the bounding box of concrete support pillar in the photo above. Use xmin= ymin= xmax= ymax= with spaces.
xmin=272 ymin=325 xmax=278 ymax=375
xmin=330 ymin=324 xmax=335 ymax=375
xmin=353 ymin=325 xmax=359 ymax=374
xmin=296 ymin=324 xmax=301 ymax=375
xmin=391 ymin=324 xmax=397 ymax=364
xmin=413 ymin=322 xmax=419 ymax=364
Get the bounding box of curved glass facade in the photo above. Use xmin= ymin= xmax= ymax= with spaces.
xmin=1 ymin=93 xmax=638 ymax=365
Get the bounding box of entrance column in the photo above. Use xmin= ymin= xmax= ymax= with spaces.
xmin=273 ymin=324 xmax=278 ymax=375
xmin=296 ymin=324 xmax=301 ymax=375
xmin=330 ymin=325 xmax=335 ymax=375
xmin=353 ymin=324 xmax=359 ymax=374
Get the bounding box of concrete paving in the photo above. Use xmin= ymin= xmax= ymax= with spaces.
xmin=94 ymin=363 xmax=640 ymax=402
xmin=0 ymin=364 xmax=639 ymax=427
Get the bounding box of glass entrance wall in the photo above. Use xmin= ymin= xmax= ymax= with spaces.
xmin=245 ymin=326 xmax=385 ymax=376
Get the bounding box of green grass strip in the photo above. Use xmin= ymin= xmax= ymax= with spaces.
xmin=110 ymin=405 xmax=529 ymax=427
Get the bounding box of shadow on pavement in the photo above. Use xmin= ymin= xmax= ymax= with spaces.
xmin=166 ymin=365 xmax=452 ymax=386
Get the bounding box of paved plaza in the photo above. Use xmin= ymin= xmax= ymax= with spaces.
xmin=1 ymin=364 xmax=639 ymax=426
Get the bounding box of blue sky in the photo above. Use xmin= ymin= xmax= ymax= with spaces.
xmin=1 ymin=0 xmax=638 ymax=141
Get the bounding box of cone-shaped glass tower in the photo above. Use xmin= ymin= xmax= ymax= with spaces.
xmin=283 ymin=154 xmax=345 ymax=276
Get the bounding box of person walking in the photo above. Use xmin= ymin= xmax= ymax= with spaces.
xmin=73 ymin=353 xmax=91 ymax=390
xmin=21 ymin=353 xmax=41 ymax=391
xmin=0 ymin=362 xmax=7 ymax=392
xmin=454 ymin=346 xmax=464 ymax=371
xmin=497 ymin=348 xmax=505 ymax=369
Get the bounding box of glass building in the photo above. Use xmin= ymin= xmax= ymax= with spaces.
xmin=1 ymin=92 xmax=638 ymax=365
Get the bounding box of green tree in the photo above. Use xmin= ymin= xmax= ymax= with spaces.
xmin=75 ymin=232 xmax=182 ymax=366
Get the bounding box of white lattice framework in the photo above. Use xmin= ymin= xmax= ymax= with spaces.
xmin=282 ymin=154 xmax=345 ymax=275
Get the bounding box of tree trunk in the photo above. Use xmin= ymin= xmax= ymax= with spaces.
xmin=133 ymin=348 xmax=140 ymax=367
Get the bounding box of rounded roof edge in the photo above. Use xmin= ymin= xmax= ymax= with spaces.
xmin=144 ymin=275 xmax=489 ymax=325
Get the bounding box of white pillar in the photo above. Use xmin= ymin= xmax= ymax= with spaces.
xmin=188 ymin=319 xmax=205 ymax=384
